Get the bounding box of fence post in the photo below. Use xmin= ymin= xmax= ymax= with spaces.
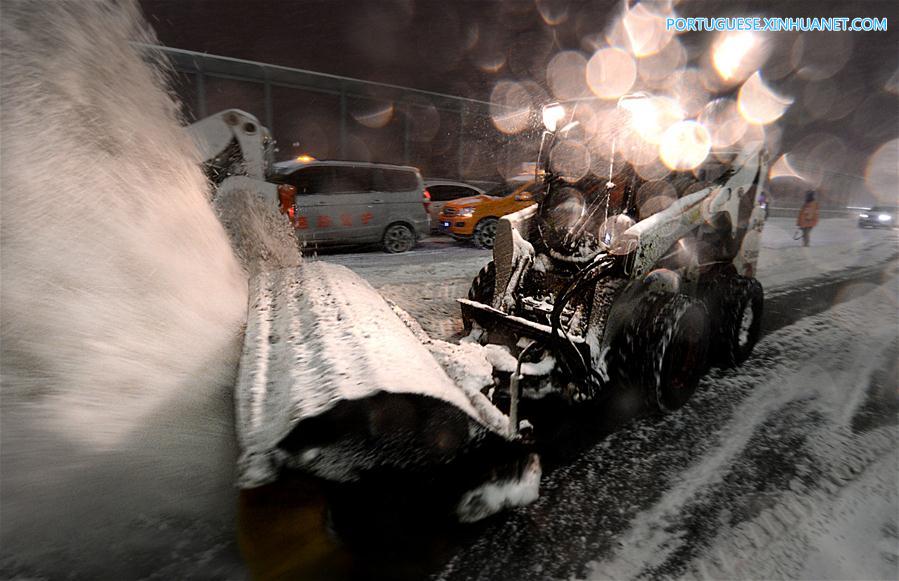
xmin=263 ymin=68 xmax=273 ymax=133
xmin=457 ymin=104 xmax=466 ymax=179
xmin=403 ymin=102 xmax=411 ymax=165
xmin=339 ymin=86 xmax=347 ymax=160
xmin=195 ymin=72 xmax=207 ymax=119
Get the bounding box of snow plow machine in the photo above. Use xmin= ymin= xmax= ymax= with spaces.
xmin=189 ymin=109 xmax=538 ymax=524
xmin=461 ymin=98 xmax=768 ymax=427
xmin=189 ymin=96 xmax=767 ymax=524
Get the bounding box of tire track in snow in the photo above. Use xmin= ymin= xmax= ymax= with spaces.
xmin=585 ymin=279 xmax=897 ymax=580
xmin=438 ymin=276 xmax=897 ymax=581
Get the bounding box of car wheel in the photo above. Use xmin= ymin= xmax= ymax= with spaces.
xmin=613 ymin=293 xmax=710 ymax=413
xmin=473 ymin=218 xmax=498 ymax=249
xmin=382 ymin=223 xmax=415 ymax=253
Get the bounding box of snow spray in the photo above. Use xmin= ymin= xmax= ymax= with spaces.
xmin=0 ymin=1 xmax=264 ymax=576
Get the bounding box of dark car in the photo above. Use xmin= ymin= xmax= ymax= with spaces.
xmin=858 ymin=206 xmax=899 ymax=229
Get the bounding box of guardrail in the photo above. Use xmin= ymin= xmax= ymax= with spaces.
xmin=767 ymin=207 xmax=856 ymax=219
xmin=136 ymin=43 xmax=512 ymax=180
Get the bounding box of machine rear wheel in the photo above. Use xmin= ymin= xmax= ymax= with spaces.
xmin=614 ymin=293 xmax=710 ymax=413
xmin=715 ymin=277 xmax=763 ymax=367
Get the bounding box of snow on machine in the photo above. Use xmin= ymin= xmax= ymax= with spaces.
xmin=460 ymin=97 xmax=769 ymax=420
xmin=187 ymin=109 xmax=539 ymax=523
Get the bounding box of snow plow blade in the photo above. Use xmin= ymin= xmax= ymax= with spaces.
xmin=459 ymin=297 xmax=588 ymax=364
xmin=235 ymin=262 xmax=537 ymax=515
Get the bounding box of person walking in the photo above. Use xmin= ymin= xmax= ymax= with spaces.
xmin=797 ymin=190 xmax=819 ymax=247
xmin=758 ymin=191 xmax=770 ymax=219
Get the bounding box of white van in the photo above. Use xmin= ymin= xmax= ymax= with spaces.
xmin=271 ymin=160 xmax=430 ymax=253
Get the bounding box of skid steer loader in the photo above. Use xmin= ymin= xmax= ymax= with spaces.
xmin=187 ymin=109 xmax=539 ymax=523
xmin=460 ymin=97 xmax=768 ymax=420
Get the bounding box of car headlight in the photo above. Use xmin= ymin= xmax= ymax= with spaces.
xmin=457 ymin=207 xmax=476 ymax=217
xmin=877 ymin=213 xmax=892 ymax=221
xmin=859 ymin=213 xmax=869 ymax=218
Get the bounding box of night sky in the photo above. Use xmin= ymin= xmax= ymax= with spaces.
xmin=139 ymin=0 xmax=898 ymax=204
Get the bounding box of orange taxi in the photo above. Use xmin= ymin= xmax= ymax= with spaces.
xmin=437 ymin=179 xmax=538 ymax=248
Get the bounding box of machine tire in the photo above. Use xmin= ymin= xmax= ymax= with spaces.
xmin=714 ymin=277 xmax=763 ymax=368
xmin=467 ymin=261 xmax=496 ymax=304
xmin=614 ymin=293 xmax=710 ymax=413
xmin=463 ymin=261 xmax=495 ymax=332
xmin=382 ymin=223 xmax=416 ymax=253
xmin=472 ymin=218 xmax=498 ymax=250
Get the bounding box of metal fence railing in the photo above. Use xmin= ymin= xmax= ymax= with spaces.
xmin=136 ymin=43 xmax=515 ymax=181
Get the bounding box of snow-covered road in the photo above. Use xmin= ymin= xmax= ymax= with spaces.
xmin=437 ymin=273 xmax=897 ymax=580
xmin=310 ymin=217 xmax=898 ymax=581
xmin=323 ymin=218 xmax=897 ymax=340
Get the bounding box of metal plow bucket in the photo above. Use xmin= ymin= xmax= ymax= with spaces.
xmin=235 ymin=261 xmax=539 ymax=521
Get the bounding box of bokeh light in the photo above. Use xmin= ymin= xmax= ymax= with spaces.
xmin=474 ymin=49 xmax=506 ymax=73
xmin=637 ymin=179 xmax=677 ymax=218
xmin=699 ymin=98 xmax=748 ymax=148
xmin=634 ymin=159 xmax=670 ymax=181
xmin=547 ymin=51 xmax=589 ymax=100
xmin=737 ymin=72 xmax=793 ymax=125
xmin=403 ymin=98 xmax=440 ymax=142
xmin=712 ymin=32 xmax=768 ymax=83
xmin=586 ymin=47 xmax=637 ymax=100
xmin=769 ymin=153 xmax=807 ymax=181
xmin=621 ymin=2 xmax=674 ymax=57
xmin=660 ymin=121 xmax=712 ymax=170
xmin=638 ymin=38 xmax=687 ymax=86
xmin=801 ymin=78 xmax=838 ymax=121
xmin=783 ymin=133 xmax=849 ymax=189
xmin=865 ymin=139 xmax=899 ymax=202
xmin=663 ymin=68 xmax=710 ymax=117
xmin=350 ymin=101 xmax=394 ymax=128
xmin=790 ymin=32 xmax=853 ymax=81
xmin=550 ymin=139 xmax=591 ymax=182
xmin=490 ymin=81 xmax=533 ymax=135
xmin=620 ymin=95 xmax=683 ymax=144
xmin=536 ymin=0 xmax=569 ymax=26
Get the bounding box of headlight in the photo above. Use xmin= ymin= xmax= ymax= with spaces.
xmin=457 ymin=207 xmax=476 ymax=217
xmin=542 ymin=103 xmax=566 ymax=131
xmin=859 ymin=213 xmax=869 ymax=218
xmin=877 ymin=213 xmax=891 ymax=221
xmin=598 ymin=214 xmax=636 ymax=250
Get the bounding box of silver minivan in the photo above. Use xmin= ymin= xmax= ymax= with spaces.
xmin=271 ymin=160 xmax=430 ymax=253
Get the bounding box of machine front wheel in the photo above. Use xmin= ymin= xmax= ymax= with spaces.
xmin=463 ymin=261 xmax=496 ymax=332
xmin=614 ymin=293 xmax=711 ymax=413
xmin=715 ymin=277 xmax=764 ymax=367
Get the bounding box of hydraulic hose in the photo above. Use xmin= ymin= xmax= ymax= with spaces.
xmin=548 ymin=254 xmax=614 ymax=378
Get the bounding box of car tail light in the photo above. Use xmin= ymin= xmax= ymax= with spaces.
xmin=277 ymin=184 xmax=297 ymax=215
xmin=423 ymin=189 xmax=431 ymax=213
